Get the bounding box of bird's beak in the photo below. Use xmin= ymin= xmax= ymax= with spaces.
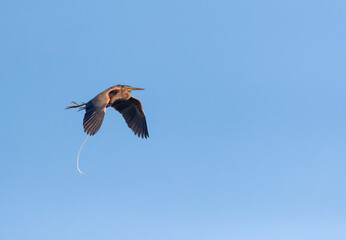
xmin=128 ymin=87 xmax=145 ymax=91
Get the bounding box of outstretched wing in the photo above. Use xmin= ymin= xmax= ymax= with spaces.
xmin=83 ymin=100 xmax=106 ymax=136
xmin=111 ymin=97 xmax=149 ymax=138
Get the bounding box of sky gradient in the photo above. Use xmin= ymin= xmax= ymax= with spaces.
xmin=1 ymin=0 xmax=346 ymax=239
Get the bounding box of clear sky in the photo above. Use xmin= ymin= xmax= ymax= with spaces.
xmin=1 ymin=0 xmax=346 ymax=239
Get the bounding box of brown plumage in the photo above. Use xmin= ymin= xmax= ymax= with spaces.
xmin=66 ymin=85 xmax=149 ymax=138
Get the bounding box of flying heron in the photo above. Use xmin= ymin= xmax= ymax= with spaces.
xmin=66 ymin=85 xmax=149 ymax=138
xmin=66 ymin=85 xmax=149 ymax=174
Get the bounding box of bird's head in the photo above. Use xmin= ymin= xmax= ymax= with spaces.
xmin=115 ymin=85 xmax=145 ymax=100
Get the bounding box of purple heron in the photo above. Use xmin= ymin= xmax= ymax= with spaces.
xmin=66 ymin=85 xmax=149 ymax=138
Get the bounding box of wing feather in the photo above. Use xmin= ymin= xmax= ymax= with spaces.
xmin=83 ymin=101 xmax=106 ymax=136
xmin=111 ymin=97 xmax=149 ymax=138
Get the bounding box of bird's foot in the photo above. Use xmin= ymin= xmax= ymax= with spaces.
xmin=66 ymin=101 xmax=86 ymax=110
xmin=78 ymin=106 xmax=86 ymax=111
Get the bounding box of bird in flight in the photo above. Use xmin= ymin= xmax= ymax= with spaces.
xmin=66 ymin=85 xmax=149 ymax=174
xmin=66 ymin=85 xmax=149 ymax=138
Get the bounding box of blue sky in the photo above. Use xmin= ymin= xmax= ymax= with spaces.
xmin=1 ymin=0 xmax=346 ymax=239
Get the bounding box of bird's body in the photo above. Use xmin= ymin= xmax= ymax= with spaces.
xmin=66 ymin=85 xmax=149 ymax=138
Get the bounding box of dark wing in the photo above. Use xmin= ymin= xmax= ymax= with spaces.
xmin=111 ymin=97 xmax=149 ymax=138
xmin=83 ymin=100 xmax=106 ymax=136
